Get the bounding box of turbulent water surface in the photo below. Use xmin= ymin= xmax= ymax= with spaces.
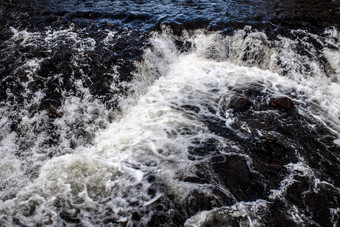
xmin=1 ymin=0 xmax=340 ymax=226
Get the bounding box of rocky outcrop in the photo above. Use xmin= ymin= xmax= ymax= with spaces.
xmin=183 ymin=89 xmax=340 ymax=226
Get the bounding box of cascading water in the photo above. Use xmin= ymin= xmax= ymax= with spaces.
xmin=1 ymin=0 xmax=340 ymax=226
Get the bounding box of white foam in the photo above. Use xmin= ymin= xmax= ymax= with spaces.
xmin=0 ymin=132 xmax=30 ymax=200
xmin=185 ymin=200 xmax=268 ymax=227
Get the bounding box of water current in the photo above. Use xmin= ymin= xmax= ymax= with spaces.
xmin=1 ymin=0 xmax=340 ymax=226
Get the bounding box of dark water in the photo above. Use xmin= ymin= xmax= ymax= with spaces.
xmin=1 ymin=0 xmax=340 ymax=226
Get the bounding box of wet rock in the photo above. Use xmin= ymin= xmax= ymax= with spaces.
xmin=250 ymin=137 xmax=298 ymax=189
xmin=285 ymin=176 xmax=310 ymax=208
xmin=252 ymin=138 xmax=297 ymax=170
xmin=184 ymin=189 xmax=233 ymax=216
xmin=188 ymin=138 xmax=219 ymax=156
xmin=229 ymin=97 xmax=252 ymax=112
xmin=264 ymin=200 xmax=297 ymax=226
xmin=269 ymin=97 xmax=294 ymax=111
xmin=211 ymin=155 xmax=264 ymax=201
xmin=304 ymin=191 xmax=334 ymax=226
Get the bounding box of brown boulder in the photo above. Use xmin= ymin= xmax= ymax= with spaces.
xmin=229 ymin=97 xmax=252 ymax=112
xmin=269 ymin=97 xmax=294 ymax=111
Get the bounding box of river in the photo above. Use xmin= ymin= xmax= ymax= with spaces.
xmin=1 ymin=0 xmax=340 ymax=226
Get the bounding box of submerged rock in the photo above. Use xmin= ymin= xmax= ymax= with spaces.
xmin=269 ymin=97 xmax=295 ymax=111
xmin=229 ymin=97 xmax=252 ymax=112
xmin=186 ymin=87 xmax=340 ymax=226
xmin=211 ymin=155 xmax=264 ymax=201
xmin=184 ymin=189 xmax=233 ymax=216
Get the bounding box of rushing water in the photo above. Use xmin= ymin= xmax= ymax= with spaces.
xmin=1 ymin=0 xmax=340 ymax=226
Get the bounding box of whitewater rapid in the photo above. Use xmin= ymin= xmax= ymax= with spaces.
xmin=1 ymin=26 xmax=340 ymax=226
